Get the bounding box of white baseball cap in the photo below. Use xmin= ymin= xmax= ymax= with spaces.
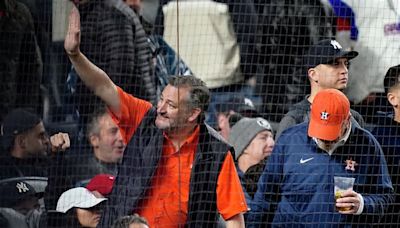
xmin=56 ymin=187 xmax=107 ymax=213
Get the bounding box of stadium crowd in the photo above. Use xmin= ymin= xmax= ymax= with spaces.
xmin=1 ymin=0 xmax=399 ymax=227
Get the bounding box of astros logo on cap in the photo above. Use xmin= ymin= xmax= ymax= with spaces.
xmin=320 ymin=111 xmax=329 ymax=120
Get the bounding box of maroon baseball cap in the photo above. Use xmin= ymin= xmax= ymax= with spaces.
xmin=86 ymin=174 xmax=115 ymax=196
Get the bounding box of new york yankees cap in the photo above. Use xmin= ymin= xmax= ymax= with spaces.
xmin=1 ymin=108 xmax=42 ymax=150
xmin=215 ymin=95 xmax=259 ymax=116
xmin=0 ymin=180 xmax=44 ymax=208
xmin=308 ymin=89 xmax=350 ymax=141
xmin=304 ymin=39 xmax=358 ymax=69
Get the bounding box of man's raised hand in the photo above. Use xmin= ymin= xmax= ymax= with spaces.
xmin=64 ymin=5 xmax=81 ymax=57
xmin=50 ymin=133 xmax=70 ymax=153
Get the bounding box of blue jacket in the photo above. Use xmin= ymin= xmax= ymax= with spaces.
xmin=247 ymin=122 xmax=394 ymax=227
xmin=371 ymin=114 xmax=400 ymax=227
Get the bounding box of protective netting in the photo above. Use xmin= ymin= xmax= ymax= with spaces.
xmin=0 ymin=0 xmax=399 ymax=227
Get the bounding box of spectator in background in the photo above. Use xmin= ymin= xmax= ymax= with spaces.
xmin=215 ymin=95 xmax=260 ymax=139
xmin=123 ymin=0 xmax=193 ymax=97
xmin=330 ymin=1 xmax=400 ymax=117
xmin=276 ymin=39 xmax=365 ymax=139
xmin=247 ymin=89 xmax=394 ymax=227
xmin=0 ymin=109 xmax=68 ymax=179
xmin=64 ymin=5 xmax=247 ymax=227
xmin=45 ymin=106 xmax=125 ymax=226
xmin=0 ymin=180 xmax=45 ymax=228
xmin=17 ymin=0 xmax=64 ymax=123
xmin=111 ymin=214 xmax=149 ymax=228
xmin=72 ymin=105 xmax=125 ymax=186
xmin=0 ymin=0 xmax=43 ymax=122
xmin=54 ymin=173 xmax=115 ymax=228
xmin=254 ymin=0 xmax=334 ymax=122
xmin=69 ymin=0 xmax=156 ymax=132
xmin=371 ymin=65 xmax=400 ymax=227
xmin=228 ymin=117 xmax=275 ymax=205
xmin=85 ymin=174 xmax=115 ymax=196
xmin=159 ymin=0 xmax=259 ymax=127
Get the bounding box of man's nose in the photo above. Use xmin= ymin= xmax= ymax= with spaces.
xmin=340 ymin=62 xmax=349 ymax=73
xmin=157 ymin=100 xmax=167 ymax=113
xmin=116 ymin=130 xmax=124 ymax=142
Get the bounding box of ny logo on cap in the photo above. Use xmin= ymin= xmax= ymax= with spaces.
xmin=244 ymin=98 xmax=255 ymax=108
xmin=320 ymin=111 xmax=329 ymax=120
xmin=330 ymin=40 xmax=342 ymax=50
xmin=16 ymin=182 xmax=29 ymax=193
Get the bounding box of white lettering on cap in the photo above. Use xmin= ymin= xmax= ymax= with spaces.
xmin=16 ymin=182 xmax=30 ymax=193
xmin=244 ymin=98 xmax=255 ymax=108
xmin=330 ymin=40 xmax=342 ymax=50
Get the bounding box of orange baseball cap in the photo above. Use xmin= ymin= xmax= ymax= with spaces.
xmin=308 ymin=89 xmax=350 ymax=141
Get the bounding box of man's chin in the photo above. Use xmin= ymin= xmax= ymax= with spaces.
xmin=336 ymin=84 xmax=347 ymax=90
xmin=155 ymin=120 xmax=169 ymax=130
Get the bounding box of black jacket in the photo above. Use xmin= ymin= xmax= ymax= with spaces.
xmin=75 ymin=0 xmax=156 ymax=123
xmin=0 ymin=155 xmax=48 ymax=180
xmin=0 ymin=0 xmax=43 ymax=122
xmin=254 ymin=0 xmax=334 ymax=121
xmin=99 ymin=108 xmax=232 ymax=227
xmin=371 ymin=115 xmax=400 ymax=227
xmin=44 ymin=146 xmax=118 ymax=208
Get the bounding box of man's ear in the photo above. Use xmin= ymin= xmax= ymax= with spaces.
xmin=308 ymin=68 xmax=319 ymax=84
xmin=188 ymin=108 xmax=202 ymax=123
xmin=387 ymin=92 xmax=399 ymax=108
xmin=89 ymin=134 xmax=100 ymax=148
xmin=15 ymin=134 xmax=26 ymax=149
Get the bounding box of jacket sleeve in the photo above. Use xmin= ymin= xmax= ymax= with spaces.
xmin=226 ymin=0 xmax=259 ymax=80
xmin=77 ymin=5 xmax=155 ymax=122
xmin=276 ymin=115 xmax=297 ymax=140
xmin=246 ymin=143 xmax=284 ymax=227
xmin=361 ymin=133 xmax=394 ymax=215
xmin=99 ymin=10 xmax=155 ymax=103
xmin=16 ymin=3 xmax=43 ymax=112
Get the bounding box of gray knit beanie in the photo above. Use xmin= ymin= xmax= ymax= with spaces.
xmin=228 ymin=117 xmax=272 ymax=160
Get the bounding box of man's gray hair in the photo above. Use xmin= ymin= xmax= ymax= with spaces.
xmin=86 ymin=105 xmax=108 ymax=140
xmin=111 ymin=214 xmax=149 ymax=228
xmin=168 ymin=75 xmax=211 ymax=117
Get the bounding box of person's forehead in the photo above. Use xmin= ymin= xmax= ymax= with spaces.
xmin=129 ymin=223 xmax=149 ymax=228
xmin=29 ymin=121 xmax=46 ymax=134
xmin=162 ymin=85 xmax=190 ymax=100
xmin=324 ymin=57 xmax=349 ymax=65
xmin=256 ymin=130 xmax=272 ymax=137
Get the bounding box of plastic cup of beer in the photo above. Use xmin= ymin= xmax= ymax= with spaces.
xmin=334 ymin=176 xmax=355 ymax=211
